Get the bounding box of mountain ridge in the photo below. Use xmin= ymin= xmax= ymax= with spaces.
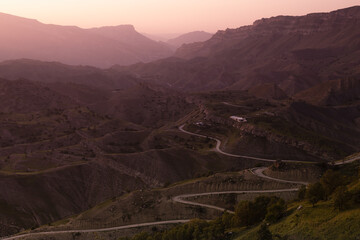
xmin=121 ymin=6 xmax=360 ymax=94
xmin=167 ymin=31 xmax=213 ymax=48
xmin=0 ymin=12 xmax=173 ymax=68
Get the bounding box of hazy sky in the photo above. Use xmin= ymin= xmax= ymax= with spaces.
xmin=1 ymin=0 xmax=359 ymax=35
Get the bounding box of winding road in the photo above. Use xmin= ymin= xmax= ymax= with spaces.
xmin=172 ymin=188 xmax=300 ymax=215
xmin=179 ymin=125 xmax=313 ymax=163
xmin=334 ymin=156 xmax=360 ymax=166
xmin=250 ymin=167 xmax=309 ymax=185
xmin=2 ymin=125 xmax=358 ymax=240
xmin=0 ymin=220 xmax=190 ymax=240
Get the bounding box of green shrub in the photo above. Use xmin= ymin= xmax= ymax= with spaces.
xmin=306 ymin=182 xmax=325 ymax=207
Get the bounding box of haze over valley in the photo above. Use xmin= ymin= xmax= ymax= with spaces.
xmin=0 ymin=2 xmax=360 ymax=240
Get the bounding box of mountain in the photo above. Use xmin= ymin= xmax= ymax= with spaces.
xmin=88 ymin=25 xmax=172 ymax=62
xmin=0 ymin=13 xmax=173 ymax=68
xmin=167 ymin=31 xmax=213 ymax=48
xmin=121 ymin=6 xmax=360 ymax=94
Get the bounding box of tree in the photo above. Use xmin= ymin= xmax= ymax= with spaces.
xmin=221 ymin=211 xmax=234 ymax=229
xmin=234 ymin=201 xmax=253 ymax=226
xmin=265 ymin=199 xmax=286 ymax=223
xmin=333 ymin=186 xmax=351 ymax=210
xmin=306 ymin=182 xmax=325 ymax=207
xmin=257 ymin=223 xmax=273 ymax=240
xmin=252 ymin=196 xmax=272 ymax=223
xmin=320 ymin=170 xmax=345 ymax=199
xmin=234 ymin=196 xmax=285 ymax=226
xmin=297 ymin=185 xmax=306 ymax=200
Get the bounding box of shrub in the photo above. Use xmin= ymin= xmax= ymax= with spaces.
xmin=257 ymin=223 xmax=273 ymax=240
xmin=265 ymin=199 xmax=286 ymax=223
xmin=297 ymin=185 xmax=306 ymax=200
xmin=306 ymin=182 xmax=325 ymax=207
xmin=333 ymin=186 xmax=351 ymax=210
xmin=320 ymin=170 xmax=346 ymax=199
xmin=234 ymin=196 xmax=285 ymax=226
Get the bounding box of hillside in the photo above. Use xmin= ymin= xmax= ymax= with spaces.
xmin=88 ymin=25 xmax=172 ymax=62
xmin=0 ymin=78 xmax=243 ymax=236
xmin=18 ymin=159 xmax=359 ymax=240
xmin=90 ymin=83 xmax=194 ymax=128
xmin=294 ymin=78 xmax=360 ymax=106
xmin=121 ymin=6 xmax=360 ymax=94
xmin=247 ymin=83 xmax=288 ymax=100
xmin=167 ymin=31 xmax=213 ymax=48
xmin=0 ymin=59 xmax=137 ymax=90
xmin=0 ymin=13 xmax=173 ymax=67
xmin=0 ymin=78 xmax=77 ymax=113
xmin=235 ymin=161 xmax=360 ymax=240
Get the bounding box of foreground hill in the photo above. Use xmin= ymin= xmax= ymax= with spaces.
xmin=0 ymin=13 xmax=173 ymax=68
xmin=122 ymin=6 xmax=360 ymax=94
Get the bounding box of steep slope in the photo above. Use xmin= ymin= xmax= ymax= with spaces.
xmin=294 ymin=78 xmax=360 ymax=106
xmin=0 ymin=13 xmax=172 ymax=67
xmin=167 ymin=31 xmax=213 ymax=48
xmin=88 ymin=25 xmax=172 ymax=62
xmin=248 ymin=83 xmax=288 ymax=100
xmin=122 ymin=6 xmax=360 ymax=94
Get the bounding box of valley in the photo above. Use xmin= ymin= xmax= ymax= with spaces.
xmin=0 ymin=5 xmax=359 ymax=240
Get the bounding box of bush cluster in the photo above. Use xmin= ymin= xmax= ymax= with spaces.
xmin=299 ymin=168 xmax=360 ymax=210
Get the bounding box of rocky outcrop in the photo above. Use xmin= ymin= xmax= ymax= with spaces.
xmin=131 ymin=6 xmax=360 ymax=94
xmin=176 ymin=6 xmax=360 ymax=60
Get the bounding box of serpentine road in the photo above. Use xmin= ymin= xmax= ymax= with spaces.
xmin=1 ymin=220 xmax=190 ymax=240
xmin=179 ymin=125 xmax=313 ymax=163
xmin=2 ymin=126 xmax=357 ymax=239
xmin=172 ymin=188 xmax=300 ymax=215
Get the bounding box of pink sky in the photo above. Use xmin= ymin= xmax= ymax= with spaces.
xmin=1 ymin=0 xmax=359 ymax=35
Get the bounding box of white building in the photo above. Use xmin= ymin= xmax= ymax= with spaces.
xmin=230 ymin=116 xmax=247 ymax=123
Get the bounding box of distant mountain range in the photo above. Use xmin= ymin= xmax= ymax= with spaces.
xmin=1 ymin=6 xmax=359 ymax=102
xmin=167 ymin=31 xmax=213 ymax=48
xmin=0 ymin=13 xmax=173 ymax=68
xmin=123 ymin=6 xmax=360 ymax=95
xmin=0 ymin=12 xmax=218 ymax=68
